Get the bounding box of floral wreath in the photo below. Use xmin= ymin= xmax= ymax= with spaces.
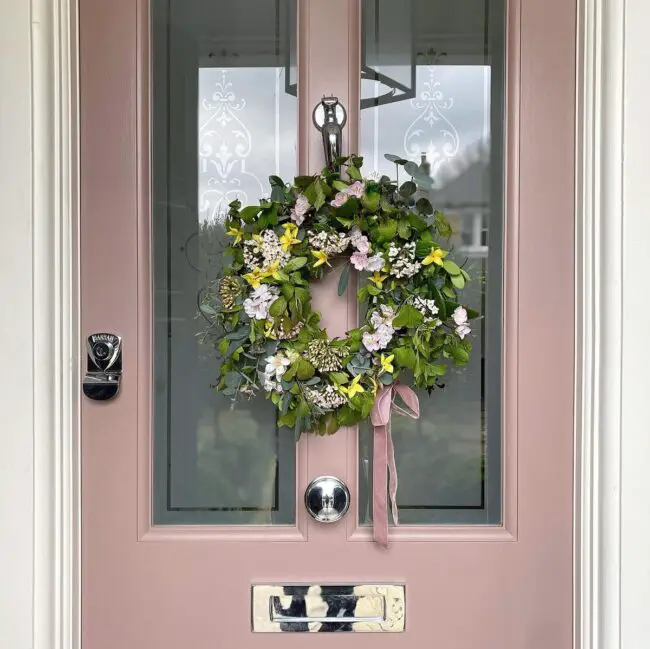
xmin=200 ymin=154 xmax=478 ymax=440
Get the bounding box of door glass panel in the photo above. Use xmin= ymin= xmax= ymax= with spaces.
xmin=152 ymin=0 xmax=297 ymax=524
xmin=358 ymin=0 xmax=504 ymax=525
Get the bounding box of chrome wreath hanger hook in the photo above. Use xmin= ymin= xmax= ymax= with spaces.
xmin=313 ymin=96 xmax=347 ymax=171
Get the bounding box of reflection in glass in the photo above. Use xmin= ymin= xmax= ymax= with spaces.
xmin=359 ymin=0 xmax=504 ymax=524
xmin=152 ymin=0 xmax=297 ymax=524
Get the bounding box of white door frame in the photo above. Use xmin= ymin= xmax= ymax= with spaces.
xmin=19 ymin=0 xmax=644 ymax=647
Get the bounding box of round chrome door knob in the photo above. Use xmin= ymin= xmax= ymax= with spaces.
xmin=304 ymin=476 xmax=350 ymax=523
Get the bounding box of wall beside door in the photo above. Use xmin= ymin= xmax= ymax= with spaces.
xmin=1 ymin=0 xmax=649 ymax=647
xmin=0 ymin=1 xmax=34 ymax=647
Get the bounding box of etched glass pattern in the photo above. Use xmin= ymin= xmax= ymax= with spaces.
xmin=152 ymin=0 xmax=297 ymax=524
xmin=358 ymin=0 xmax=505 ymax=524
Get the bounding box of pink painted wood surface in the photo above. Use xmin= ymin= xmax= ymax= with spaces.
xmin=80 ymin=0 xmax=576 ymax=647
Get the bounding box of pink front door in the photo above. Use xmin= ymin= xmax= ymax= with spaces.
xmin=80 ymin=0 xmax=576 ymax=646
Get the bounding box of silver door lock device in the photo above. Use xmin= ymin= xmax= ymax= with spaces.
xmin=82 ymin=333 xmax=122 ymax=401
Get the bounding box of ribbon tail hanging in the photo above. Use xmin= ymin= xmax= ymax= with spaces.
xmin=372 ymin=422 xmax=390 ymax=548
xmin=370 ymin=384 xmax=420 ymax=548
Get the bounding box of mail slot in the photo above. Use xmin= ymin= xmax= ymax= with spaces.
xmin=251 ymin=584 xmax=405 ymax=633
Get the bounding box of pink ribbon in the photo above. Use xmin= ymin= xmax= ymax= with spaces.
xmin=370 ymin=384 xmax=420 ymax=548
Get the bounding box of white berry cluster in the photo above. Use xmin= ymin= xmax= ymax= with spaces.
xmin=307 ymin=230 xmax=350 ymax=256
xmin=242 ymin=239 xmax=262 ymax=270
xmin=413 ymin=297 xmax=441 ymax=325
xmin=266 ymin=320 xmax=304 ymax=340
xmin=243 ymin=230 xmax=289 ymax=271
xmin=304 ymin=384 xmax=348 ymax=410
xmin=387 ymin=242 xmax=421 ymax=278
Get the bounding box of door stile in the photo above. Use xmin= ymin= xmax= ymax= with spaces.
xmin=297 ymin=0 xmax=362 ymax=544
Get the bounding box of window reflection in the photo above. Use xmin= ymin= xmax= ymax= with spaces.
xmin=152 ymin=0 xmax=298 ymax=525
xmin=358 ymin=0 xmax=503 ymax=525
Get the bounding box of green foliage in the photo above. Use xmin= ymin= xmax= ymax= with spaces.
xmin=394 ymin=346 xmax=417 ymax=369
xmin=338 ymin=263 xmax=351 ymax=296
xmin=393 ymin=305 xmax=424 ymax=328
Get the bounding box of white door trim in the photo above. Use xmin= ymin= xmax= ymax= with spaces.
xmin=28 ymin=1 xmax=632 ymax=648
xmin=574 ymin=0 xmax=625 ymax=647
xmin=31 ymin=1 xmax=80 ymax=648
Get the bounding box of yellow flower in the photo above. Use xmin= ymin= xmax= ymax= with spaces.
xmin=339 ymin=374 xmax=365 ymax=398
xmin=226 ymin=226 xmax=244 ymax=245
xmin=243 ymin=267 xmax=265 ymax=288
xmin=279 ymin=223 xmax=301 ymax=251
xmin=380 ymin=354 xmax=394 ymax=374
xmin=422 ymin=247 xmax=448 ymax=266
xmin=263 ymin=260 xmax=284 ymax=281
xmin=369 ymin=272 xmax=388 ymax=288
xmin=311 ymin=250 xmax=331 ymax=268
xmin=264 ymin=321 xmax=277 ymax=339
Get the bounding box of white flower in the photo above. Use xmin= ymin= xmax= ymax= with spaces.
xmin=263 ymin=377 xmax=278 ymax=391
xmin=365 ymin=253 xmax=385 ymax=272
xmin=456 ymin=324 xmax=472 ymax=339
xmin=452 ymin=306 xmax=468 ymax=326
xmin=413 ymin=297 xmax=439 ymax=323
xmin=243 ymin=285 xmax=279 ymax=320
xmin=346 ymin=181 xmax=365 ymax=198
xmin=265 ymin=353 xmax=291 ymax=380
xmin=331 ymin=192 xmax=348 ymax=207
xmin=387 ymin=242 xmax=421 ymax=278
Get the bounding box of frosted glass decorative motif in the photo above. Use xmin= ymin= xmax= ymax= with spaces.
xmin=361 ymin=64 xmax=490 ymax=184
xmin=198 ymin=67 xmax=297 ymax=222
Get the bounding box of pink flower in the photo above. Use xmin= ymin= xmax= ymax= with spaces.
xmin=362 ymin=332 xmax=380 ymax=351
xmin=291 ymin=194 xmax=310 ymax=225
xmin=294 ymin=194 xmax=310 ymax=215
xmin=456 ymin=324 xmax=472 ymax=339
xmin=350 ymin=251 xmax=369 ymax=270
xmin=290 ymin=209 xmax=305 ymax=225
xmin=356 ymin=237 xmax=370 ymax=254
xmin=347 ymin=181 xmax=365 ymax=198
xmin=331 ymin=191 xmax=349 ymax=208
xmin=291 ymin=194 xmax=311 ymax=225
xmin=365 ymin=254 xmax=385 ymax=272
xmin=362 ymin=324 xmax=393 ymax=352
xmin=350 ymin=226 xmax=371 ymax=254
xmin=452 ymin=306 xmax=468 ymax=326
